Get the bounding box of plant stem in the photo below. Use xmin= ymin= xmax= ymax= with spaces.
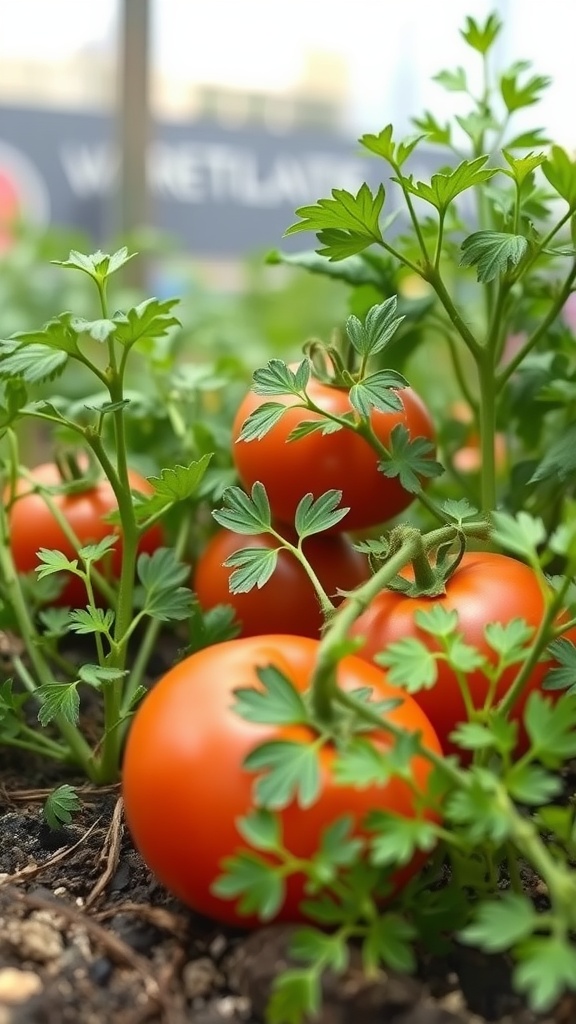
xmin=309 ymin=521 xmax=488 ymax=725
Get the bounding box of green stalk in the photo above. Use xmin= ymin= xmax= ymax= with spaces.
xmin=476 ymin=349 xmax=498 ymax=514
xmin=309 ymin=521 xmax=488 ymax=725
xmin=0 ymin=503 xmax=96 ymax=776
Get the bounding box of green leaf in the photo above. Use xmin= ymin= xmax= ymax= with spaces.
xmin=0 ymin=340 xmax=69 ymax=384
xmin=362 ymin=914 xmax=416 ymax=974
xmin=514 ymin=937 xmax=576 ymax=1012
xmin=441 ymin=498 xmax=480 ymax=524
xmin=285 ymin=183 xmax=385 ymax=262
xmin=333 ymin=737 xmax=392 ymax=788
xmin=414 ymin=605 xmax=459 ymax=638
xmin=136 ymin=548 xmax=193 ymax=622
xmin=224 ymin=546 xmax=279 ymax=594
xmin=294 ymin=490 xmax=349 ymax=537
xmin=287 ymin=418 xmax=344 ymax=442
xmin=359 ymin=124 xmax=422 ymax=167
xmin=506 ymin=762 xmax=562 ymax=805
xmin=368 ymin=812 xmax=438 ymax=866
xmin=345 ymin=297 xmax=405 ymax=359
xmin=0 ymin=679 xmax=28 ymax=725
xmin=36 ymin=682 xmax=80 ymax=726
xmin=395 ymin=157 xmax=497 ymax=214
xmin=212 ymin=482 xmax=272 ymax=535
xmin=289 ymin=928 xmax=348 ymax=972
xmin=502 ymin=150 xmax=547 ymax=187
xmin=231 ymin=663 xmax=309 ymax=729
xmin=523 ymin=691 xmax=576 ymax=765
xmin=433 ymin=67 xmax=467 ymax=92
xmin=379 ymin=423 xmax=444 ymax=493
xmin=69 ymin=607 xmax=115 ymax=634
xmin=544 ymin=638 xmax=576 ymax=693
xmin=446 ymin=637 xmax=486 ymax=674
xmin=185 ymin=600 xmax=240 ymax=654
xmin=375 ymin=637 xmax=438 ymax=693
xmin=490 ymin=510 xmax=546 ymax=558
xmin=69 ymin=317 xmax=116 ymax=343
xmin=459 ymin=893 xmax=536 ymax=953
xmin=267 ymin=970 xmax=321 ymax=1024
xmin=35 ymin=549 xmax=79 ymax=579
xmin=77 ymin=664 xmax=128 ymax=687
xmin=317 ymin=816 xmax=364 ymax=868
xmin=529 ymin=421 xmax=576 ymax=483
xmin=212 ymin=852 xmax=285 ymax=921
xmin=77 ymin=535 xmax=118 ymax=563
xmin=501 ymin=70 xmax=551 ymax=113
xmin=236 ymin=401 xmax=288 ymax=441
xmin=460 ymin=231 xmax=529 ymax=283
xmin=55 ymin=246 xmax=136 ymax=279
xmin=460 ymin=12 xmax=501 ymax=53
xmin=43 ymin=785 xmax=81 ymax=830
xmin=446 ymin=769 xmax=511 ymax=843
xmin=450 ymin=720 xmax=516 ymax=753
xmin=484 ymin=619 xmax=535 ymax=661
xmin=542 ymin=146 xmax=576 ymax=210
xmin=412 ymin=111 xmax=451 ymax=147
xmin=245 ymin=739 xmax=321 ymax=810
xmin=237 ymin=809 xmax=282 ymax=852
xmin=505 ymin=128 xmax=550 ymax=150
xmin=252 ymin=358 xmax=310 ymax=396
xmin=349 ymin=370 xmax=407 ymax=418
xmin=113 ymin=297 xmax=181 ymax=349
xmin=132 ymin=457 xmax=212 ymax=522
xmin=266 ymin=248 xmax=384 ymax=287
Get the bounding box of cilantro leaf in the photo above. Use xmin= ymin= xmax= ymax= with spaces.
xmin=212 ymin=852 xmax=285 ymax=921
xmin=514 ymin=937 xmax=576 ymax=1012
xmin=68 ymin=607 xmax=115 ymax=634
xmin=224 ymin=546 xmax=279 ymax=594
xmin=523 ymin=691 xmax=576 ymax=765
xmin=500 ymin=69 xmax=551 ymax=113
xmin=55 ymin=247 xmax=136 ymax=279
xmin=345 ymin=296 xmax=405 ymax=358
xmin=236 ymin=401 xmax=288 ymax=441
xmin=186 ymin=600 xmax=240 ymax=654
xmin=459 ymin=893 xmax=537 ymax=952
xmin=490 ymin=510 xmax=546 ymax=558
xmin=394 ymin=157 xmax=498 ymax=214
xmin=36 ymin=682 xmax=80 ymax=726
xmin=212 ymin=482 xmax=272 ymax=534
xmin=460 ymin=231 xmax=529 ymax=283
xmin=245 ymin=739 xmax=321 ymax=810
xmin=43 ymin=784 xmax=82 ymax=830
xmin=542 ymin=146 xmax=576 ymax=210
xmin=285 ymin=184 xmax=385 ymax=261
xmin=375 ymin=637 xmax=438 ymax=693
xmin=359 ymin=124 xmax=422 ymax=167
xmin=362 ymin=914 xmax=416 ymax=974
xmin=544 ymin=638 xmax=576 ymax=693
xmin=267 ymin=970 xmax=321 ymax=1024
xmin=136 ymin=548 xmax=193 ymax=621
xmin=294 ymin=490 xmax=349 ymax=537
xmin=113 ymin=297 xmax=181 ymax=350
xmin=349 ymin=370 xmax=407 ymax=418
xmin=368 ymin=812 xmax=438 ymax=866
xmin=379 ymin=423 xmax=444 ymax=493
xmin=0 ymin=340 xmax=69 ymax=384
xmin=231 ymin=656 xmax=302 ymax=715
xmin=237 ymin=809 xmax=282 ymax=852
xmin=131 ymin=457 xmax=212 ymax=523
xmin=252 ymin=359 xmax=310 ymax=396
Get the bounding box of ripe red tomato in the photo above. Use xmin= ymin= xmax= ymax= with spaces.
xmin=122 ymin=634 xmax=442 ymax=927
xmin=193 ymin=527 xmax=370 ymax=638
xmin=231 ymin=374 xmax=436 ymax=532
xmin=349 ymin=551 xmax=576 ymax=757
xmin=7 ymin=462 xmax=164 ymax=607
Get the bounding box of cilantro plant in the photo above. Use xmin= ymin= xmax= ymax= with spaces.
xmin=206 ymin=13 xmax=576 ymax=1022
xmin=0 ymin=249 xmax=219 ymax=783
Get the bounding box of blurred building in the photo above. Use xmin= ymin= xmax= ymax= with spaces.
xmin=0 ymin=43 xmax=349 ymax=133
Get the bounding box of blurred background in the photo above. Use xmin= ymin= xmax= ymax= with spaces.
xmin=0 ymin=0 xmax=574 ymax=389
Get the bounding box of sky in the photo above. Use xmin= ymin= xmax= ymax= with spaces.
xmin=0 ymin=0 xmax=575 ymax=141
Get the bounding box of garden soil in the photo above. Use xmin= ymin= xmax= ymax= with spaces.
xmin=1 ymin=632 xmax=575 ymax=1024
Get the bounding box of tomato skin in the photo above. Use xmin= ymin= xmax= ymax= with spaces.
xmin=193 ymin=527 xmax=370 ymax=639
xmin=349 ymin=551 xmax=576 ymax=757
xmin=7 ymin=463 xmax=164 ymax=607
xmin=231 ymin=376 xmax=436 ymax=532
xmin=121 ymin=634 xmax=442 ymax=927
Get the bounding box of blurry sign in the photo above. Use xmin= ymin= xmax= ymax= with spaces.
xmin=0 ymin=105 xmax=379 ymax=256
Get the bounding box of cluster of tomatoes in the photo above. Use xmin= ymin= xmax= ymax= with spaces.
xmin=7 ymin=373 xmax=574 ymax=928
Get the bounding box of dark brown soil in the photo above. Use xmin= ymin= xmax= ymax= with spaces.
xmin=1 ymin=756 xmax=575 ymax=1024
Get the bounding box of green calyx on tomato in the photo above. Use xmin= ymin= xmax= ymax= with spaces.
xmin=122 ymin=634 xmax=442 ymax=927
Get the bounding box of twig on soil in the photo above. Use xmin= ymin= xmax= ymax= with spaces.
xmin=85 ymin=795 xmax=124 ymax=909
xmin=94 ymin=901 xmax=190 ymax=941
xmin=9 ymin=888 xmax=174 ymax=1019
xmin=0 ymin=817 xmax=102 ymax=888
